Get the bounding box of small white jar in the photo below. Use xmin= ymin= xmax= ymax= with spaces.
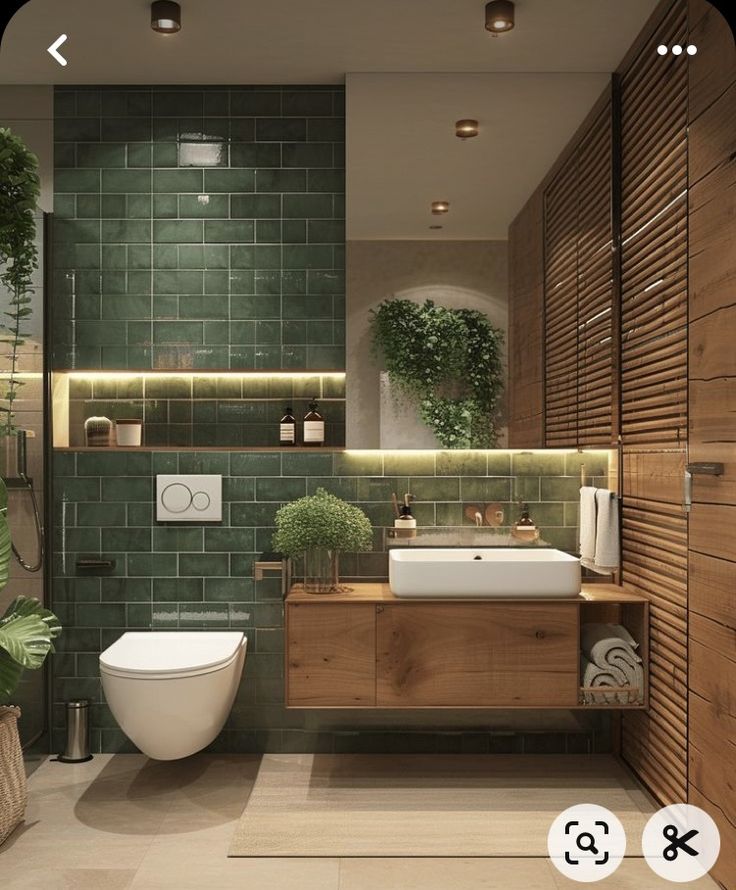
xmin=115 ymin=419 xmax=143 ymax=447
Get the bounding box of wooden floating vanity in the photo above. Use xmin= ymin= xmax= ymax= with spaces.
xmin=285 ymin=583 xmax=649 ymax=711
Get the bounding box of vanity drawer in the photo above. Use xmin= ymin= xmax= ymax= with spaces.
xmin=376 ymin=602 xmax=579 ymax=707
xmin=286 ymin=603 xmax=376 ymax=707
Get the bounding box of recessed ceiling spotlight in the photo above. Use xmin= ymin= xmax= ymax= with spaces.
xmin=151 ymin=1 xmax=181 ymax=33
xmin=485 ymin=0 xmax=515 ymax=34
xmin=455 ymin=119 xmax=479 ymax=139
xmin=431 ymin=201 xmax=450 ymax=215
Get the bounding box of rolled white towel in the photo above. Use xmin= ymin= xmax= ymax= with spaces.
xmin=581 ymin=657 xmax=625 ymax=705
xmin=581 ymin=623 xmax=641 ymax=672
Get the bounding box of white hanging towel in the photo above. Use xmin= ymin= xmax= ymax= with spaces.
xmin=579 ymin=487 xmax=598 ymax=564
xmin=593 ymin=489 xmax=620 ymax=572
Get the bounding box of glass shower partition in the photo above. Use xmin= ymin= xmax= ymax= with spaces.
xmin=0 ymin=210 xmax=50 ymax=749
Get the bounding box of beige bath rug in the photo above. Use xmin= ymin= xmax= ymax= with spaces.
xmin=229 ymin=753 xmax=654 ymax=857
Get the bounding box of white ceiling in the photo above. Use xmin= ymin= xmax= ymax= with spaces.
xmin=347 ymin=73 xmax=610 ymax=239
xmin=0 ymin=0 xmax=659 ymax=239
xmin=1 ymin=0 xmax=658 ymax=84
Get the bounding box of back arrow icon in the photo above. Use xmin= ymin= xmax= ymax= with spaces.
xmin=47 ymin=34 xmax=68 ymax=66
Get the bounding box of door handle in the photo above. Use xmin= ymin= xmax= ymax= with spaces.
xmin=683 ymin=462 xmax=724 ymax=512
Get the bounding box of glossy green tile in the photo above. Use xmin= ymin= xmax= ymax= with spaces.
xmin=230 ymin=142 xmax=281 ymax=167
xmin=282 ymin=90 xmax=334 ymax=116
xmin=511 ymin=452 xmax=566 ymax=476
xmin=230 ymin=89 xmax=282 ymax=116
xmin=540 ymin=477 xmax=582 ymax=501
xmin=230 ymin=452 xmax=281 ymax=476
xmin=230 ymin=194 xmax=281 ymax=218
xmin=204 ymin=220 xmax=254 ymax=243
xmin=383 ymin=452 xmax=435 ymax=476
xmin=202 ymin=168 xmax=255 ymax=192
xmin=179 ymin=193 xmax=229 ymax=218
xmin=459 ymin=477 xmax=512 ymax=501
xmin=179 ymin=553 xmax=229 ymax=577
xmin=127 ymin=552 xmax=178 ymax=577
xmin=282 ymin=143 xmax=334 ymax=168
xmin=151 ymin=579 xmax=201 ymax=604
xmin=409 ymin=476 xmax=460 ymax=501
xmin=101 ymin=527 xmax=152 ymax=552
xmin=148 ymin=528 xmax=201 ymax=554
xmin=152 ymin=168 xmax=203 ymax=192
xmin=102 ymin=169 xmax=151 ymax=193
xmin=101 ymin=477 xmax=152 ymax=501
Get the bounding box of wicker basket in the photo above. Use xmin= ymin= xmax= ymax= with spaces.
xmin=0 ymin=706 xmax=27 ymax=846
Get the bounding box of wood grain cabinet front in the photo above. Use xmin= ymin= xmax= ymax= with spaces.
xmin=286 ymin=602 xmax=376 ymax=707
xmin=376 ymin=603 xmax=579 ymax=708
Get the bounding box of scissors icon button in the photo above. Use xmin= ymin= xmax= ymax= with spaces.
xmin=663 ymin=824 xmax=699 ymax=861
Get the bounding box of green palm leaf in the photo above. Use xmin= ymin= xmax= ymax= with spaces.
xmin=0 ymin=478 xmax=62 ymax=701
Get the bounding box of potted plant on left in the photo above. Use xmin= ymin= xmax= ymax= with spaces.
xmin=273 ymin=488 xmax=373 ymax=593
xmin=0 ymin=477 xmax=61 ymax=846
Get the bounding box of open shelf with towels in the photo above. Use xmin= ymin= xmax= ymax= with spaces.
xmin=577 ymin=595 xmax=649 ymax=709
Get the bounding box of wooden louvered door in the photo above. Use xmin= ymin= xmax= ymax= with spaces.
xmin=619 ymin=0 xmax=689 ymax=806
xmin=544 ymin=92 xmax=614 ymax=448
xmin=576 ymin=107 xmax=615 ymax=446
xmin=544 ymin=155 xmax=579 ymax=447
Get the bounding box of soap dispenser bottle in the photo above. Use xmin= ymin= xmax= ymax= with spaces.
xmin=303 ymin=398 xmax=325 ymax=446
xmin=394 ymin=493 xmax=417 ymax=537
xmin=279 ymin=406 xmax=296 ymax=446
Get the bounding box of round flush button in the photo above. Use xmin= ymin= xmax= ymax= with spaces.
xmin=161 ymin=482 xmax=193 ymax=513
xmin=191 ymin=490 xmax=211 ymax=511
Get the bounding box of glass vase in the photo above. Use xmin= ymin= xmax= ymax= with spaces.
xmin=303 ymin=548 xmax=340 ymax=594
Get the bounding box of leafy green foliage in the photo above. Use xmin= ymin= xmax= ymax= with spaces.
xmin=0 ymin=127 xmax=41 ymax=436
xmin=273 ymin=487 xmax=373 ymax=557
xmin=0 ymin=478 xmax=61 ymax=702
xmin=370 ymin=298 xmax=505 ymax=448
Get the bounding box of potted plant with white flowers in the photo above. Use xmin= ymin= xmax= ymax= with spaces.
xmin=0 ymin=477 xmax=61 ymax=845
xmin=273 ymin=488 xmax=373 ymax=594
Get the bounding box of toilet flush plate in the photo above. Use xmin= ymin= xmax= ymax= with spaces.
xmin=156 ymin=475 xmax=222 ymax=522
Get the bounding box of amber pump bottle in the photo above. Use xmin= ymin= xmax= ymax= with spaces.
xmin=303 ymin=398 xmax=325 ymax=446
xmin=279 ymin=406 xmax=296 ymax=446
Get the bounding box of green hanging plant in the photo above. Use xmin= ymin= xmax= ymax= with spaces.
xmin=0 ymin=127 xmax=41 ymax=437
xmin=370 ymin=298 xmax=504 ymax=448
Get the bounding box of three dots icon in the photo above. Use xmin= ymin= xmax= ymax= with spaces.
xmin=658 ymin=44 xmax=697 ymax=55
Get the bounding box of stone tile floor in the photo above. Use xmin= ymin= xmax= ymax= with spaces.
xmin=0 ymin=754 xmax=718 ymax=889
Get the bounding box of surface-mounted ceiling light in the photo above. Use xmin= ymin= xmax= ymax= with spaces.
xmin=455 ymin=119 xmax=479 ymax=139
xmin=485 ymin=0 xmax=515 ymax=34
xmin=151 ymin=1 xmax=181 ymax=33
xmin=431 ymin=201 xmax=450 ymax=215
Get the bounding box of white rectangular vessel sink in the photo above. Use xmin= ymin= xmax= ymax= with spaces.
xmin=389 ymin=548 xmax=581 ymax=599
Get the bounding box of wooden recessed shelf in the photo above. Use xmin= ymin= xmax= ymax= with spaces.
xmin=285 ymin=583 xmax=648 ymax=711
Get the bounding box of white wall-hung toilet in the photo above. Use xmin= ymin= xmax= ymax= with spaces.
xmin=99 ymin=631 xmax=246 ymax=760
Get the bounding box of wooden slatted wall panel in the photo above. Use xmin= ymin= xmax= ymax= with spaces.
xmin=619 ymin=0 xmax=689 ymax=806
xmin=687 ymin=2 xmax=736 ymax=886
xmin=544 ymin=156 xmax=579 ymax=446
xmin=577 ymin=107 xmax=614 ymax=446
xmin=507 ymin=186 xmax=545 ymax=447
xmin=620 ymin=1 xmax=688 ymax=447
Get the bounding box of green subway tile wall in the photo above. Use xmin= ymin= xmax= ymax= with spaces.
xmin=53 ymin=87 xmax=345 ymax=371
xmin=52 ymin=448 xmax=610 ymax=753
